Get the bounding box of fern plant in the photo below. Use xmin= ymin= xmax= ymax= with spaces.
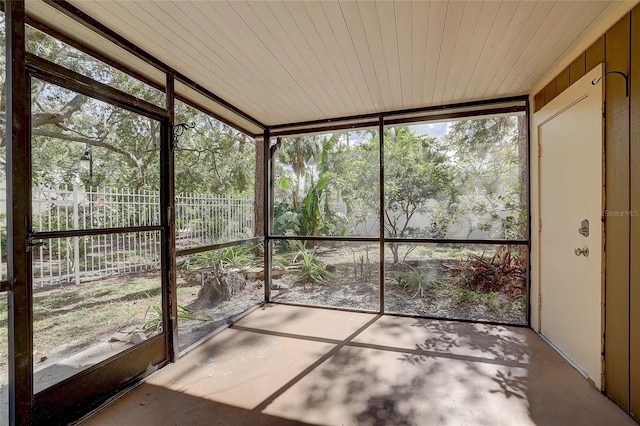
xmin=142 ymin=293 xmax=207 ymax=335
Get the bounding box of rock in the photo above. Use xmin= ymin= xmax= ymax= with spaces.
xmin=271 ymin=267 xmax=285 ymax=278
xmin=129 ymin=332 xmax=147 ymax=345
xmin=110 ymin=332 xmax=130 ymax=343
xmin=245 ymin=267 xmax=264 ymax=280
xmin=271 ymin=282 xmax=290 ymax=290
xmin=495 ymin=293 xmax=510 ymax=304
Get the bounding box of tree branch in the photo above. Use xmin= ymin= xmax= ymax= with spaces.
xmin=32 ymin=128 xmax=141 ymax=169
xmin=31 ymin=94 xmax=87 ymax=128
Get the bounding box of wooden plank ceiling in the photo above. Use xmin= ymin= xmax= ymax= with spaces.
xmin=31 ymin=0 xmax=637 ymax=129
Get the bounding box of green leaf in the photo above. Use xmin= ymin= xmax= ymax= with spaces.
xmin=278 ymin=177 xmax=294 ymax=190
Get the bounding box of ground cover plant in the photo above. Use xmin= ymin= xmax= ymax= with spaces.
xmin=270 ymin=243 xmax=526 ymax=323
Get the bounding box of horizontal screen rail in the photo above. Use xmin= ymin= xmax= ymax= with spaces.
xmin=176 ymin=236 xmax=265 ymax=257
xmin=27 ymin=53 xmax=168 ymax=121
xmin=268 ymin=235 xmax=379 ymax=243
xmin=267 ymin=235 xmax=528 ymax=245
xmin=31 ymin=225 xmax=163 ymax=240
xmin=384 ymin=238 xmax=529 ymax=245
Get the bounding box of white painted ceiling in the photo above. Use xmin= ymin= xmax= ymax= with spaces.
xmin=28 ymin=0 xmax=637 ymax=132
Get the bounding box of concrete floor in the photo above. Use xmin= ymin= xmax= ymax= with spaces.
xmin=82 ymin=304 xmax=636 ymax=426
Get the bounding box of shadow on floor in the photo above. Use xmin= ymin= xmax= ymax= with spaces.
xmin=81 ymin=304 xmax=637 ymax=426
xmin=85 ymin=383 xmax=319 ymax=426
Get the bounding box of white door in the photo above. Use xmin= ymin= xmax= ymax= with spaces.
xmin=535 ymin=64 xmax=603 ymax=389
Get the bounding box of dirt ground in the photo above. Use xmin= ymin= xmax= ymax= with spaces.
xmin=270 ymin=273 xmax=525 ymax=324
xmin=269 ymin=243 xmax=526 ymax=324
xmin=175 ymin=275 xmax=265 ymax=351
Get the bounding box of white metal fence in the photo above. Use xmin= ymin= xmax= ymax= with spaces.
xmin=0 ymin=186 xmax=254 ymax=286
xmin=175 ymin=192 xmax=255 ymax=249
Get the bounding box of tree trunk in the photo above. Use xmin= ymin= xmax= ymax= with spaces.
xmin=192 ymin=263 xmax=247 ymax=308
xmin=391 ymin=243 xmax=400 ymax=264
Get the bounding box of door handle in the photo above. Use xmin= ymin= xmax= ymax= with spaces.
xmin=574 ymin=247 xmax=589 ymax=257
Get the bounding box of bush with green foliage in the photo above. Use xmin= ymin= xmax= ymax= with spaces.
xmin=178 ymin=243 xmax=261 ymax=271
xmin=392 ymin=263 xmax=430 ymax=298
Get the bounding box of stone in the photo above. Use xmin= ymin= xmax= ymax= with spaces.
xmin=129 ymin=332 xmax=147 ymax=345
xmin=271 ymin=267 xmax=285 ymax=278
xmin=271 ymin=282 xmax=290 ymax=290
xmin=110 ymin=332 xmax=130 ymax=343
xmin=245 ymin=267 xmax=264 ymax=280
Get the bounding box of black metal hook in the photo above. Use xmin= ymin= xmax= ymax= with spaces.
xmin=171 ymin=122 xmax=196 ymax=150
xmin=591 ymin=71 xmax=629 ymax=97
xmin=270 ymin=137 xmax=282 ymax=155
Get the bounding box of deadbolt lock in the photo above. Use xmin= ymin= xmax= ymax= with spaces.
xmin=578 ymin=219 xmax=589 ymax=237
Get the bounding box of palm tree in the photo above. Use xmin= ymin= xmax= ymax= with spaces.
xmin=277 ymin=135 xmax=322 ymax=211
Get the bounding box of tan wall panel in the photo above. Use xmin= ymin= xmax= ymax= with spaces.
xmin=569 ymin=53 xmax=587 ymax=85
xmin=604 ymin=15 xmax=631 ymax=411
xmin=544 ymin=80 xmax=556 ymax=103
xmin=587 ymin=36 xmax=606 ymax=72
xmin=630 ymin=6 xmax=640 ymax=421
xmin=538 ymin=54 xmax=587 ymax=111
xmin=534 ymin=91 xmax=545 ymax=112
xmin=556 ymin=67 xmax=570 ymax=95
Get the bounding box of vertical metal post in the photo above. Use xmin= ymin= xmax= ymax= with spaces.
xmin=525 ymin=99 xmax=533 ymax=327
xmin=162 ymin=73 xmax=177 ymax=361
xmin=378 ymin=115 xmax=385 ymax=314
xmin=227 ymin=193 xmax=232 ymax=241
xmin=6 ymin=1 xmax=33 ymax=424
xmin=73 ymin=185 xmax=80 ymax=285
xmin=263 ymin=130 xmax=272 ymax=302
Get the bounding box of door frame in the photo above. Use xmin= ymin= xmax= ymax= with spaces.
xmin=531 ymin=64 xmax=605 ymax=387
xmin=7 ymin=30 xmax=176 ymax=423
xmin=28 ymin=66 xmax=171 ymax=423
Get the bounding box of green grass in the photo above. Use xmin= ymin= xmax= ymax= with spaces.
xmin=421 ymin=245 xmax=491 ymax=260
xmin=0 ymin=275 xmax=161 ymax=386
xmin=449 ymin=286 xmax=499 ymax=308
xmin=0 ymin=275 xmax=233 ymax=387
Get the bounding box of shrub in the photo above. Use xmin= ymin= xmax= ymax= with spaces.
xmin=447 ymin=246 xmax=525 ymax=296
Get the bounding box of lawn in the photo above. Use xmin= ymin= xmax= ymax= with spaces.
xmin=0 ymin=274 xmax=162 ymax=387
xmin=0 ymin=270 xmax=263 ymax=388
